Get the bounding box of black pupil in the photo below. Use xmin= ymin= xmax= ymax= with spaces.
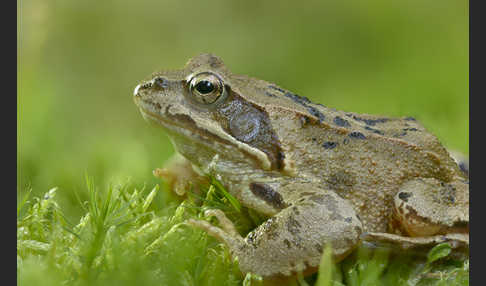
xmin=195 ymin=80 xmax=214 ymax=94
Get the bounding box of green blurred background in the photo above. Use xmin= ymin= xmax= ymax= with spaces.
xmin=18 ymin=0 xmax=468 ymax=220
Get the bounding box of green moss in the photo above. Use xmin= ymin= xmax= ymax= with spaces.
xmin=17 ymin=180 xmax=468 ymax=286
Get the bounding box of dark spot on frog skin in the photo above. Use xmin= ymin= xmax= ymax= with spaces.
xmin=300 ymin=191 xmax=317 ymax=197
xmin=153 ymin=77 xmax=169 ymax=89
xmin=284 ymin=239 xmax=292 ymax=249
xmin=403 ymin=128 xmax=418 ymax=132
xmin=314 ymin=243 xmax=323 ymax=252
xmin=292 ymin=237 xmax=305 ymax=250
xmin=398 ymin=192 xmax=412 ymax=202
xmin=142 ymin=97 xmax=162 ymax=110
xmin=273 ymin=88 xmax=325 ymax=123
xmin=283 ymin=91 xmax=312 ymax=105
xmin=140 ymin=81 xmax=153 ymax=90
xmin=322 ymin=141 xmax=338 ymax=149
xmin=452 ymin=220 xmax=468 ymax=230
xmin=249 ymin=182 xmax=287 ymax=210
xmin=305 ymin=105 xmax=326 ymax=123
xmin=299 ymin=115 xmax=311 ymax=127
xmin=404 ymin=116 xmax=416 ymax=121
xmin=333 ymin=116 xmax=351 ymax=127
xmin=439 ymin=182 xmax=456 ymax=204
xmin=265 ymin=91 xmax=277 ymax=98
xmin=261 ymin=218 xmax=280 ymax=240
xmin=311 ymin=137 xmax=317 ymax=142
xmin=342 ymin=138 xmax=350 ymax=145
xmin=208 ymin=55 xmax=224 ymax=68
xmin=286 ymin=214 xmax=302 ymax=235
xmin=459 ymin=162 xmax=469 ymax=176
xmin=276 ymin=151 xmax=286 ymax=170
xmin=393 ymin=131 xmax=407 ymax=138
xmin=345 ymin=217 xmax=353 ymax=223
xmin=246 ymin=231 xmax=258 ymax=247
xmin=268 ymin=85 xmax=287 ymax=93
xmin=348 ymin=115 xmax=389 ymax=126
xmin=364 ymin=126 xmax=384 ymax=135
xmin=349 ymin=131 xmax=366 ymax=139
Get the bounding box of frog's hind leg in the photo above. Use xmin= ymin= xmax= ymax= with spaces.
xmin=187 ymin=185 xmax=363 ymax=278
xmin=366 ymin=177 xmax=469 ymax=252
xmin=361 ymin=232 xmax=468 ymax=250
xmin=391 ymin=178 xmax=468 ymax=238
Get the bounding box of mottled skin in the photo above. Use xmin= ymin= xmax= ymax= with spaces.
xmin=133 ymin=54 xmax=469 ymax=278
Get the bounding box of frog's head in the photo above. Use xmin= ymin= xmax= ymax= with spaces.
xmin=133 ymin=54 xmax=286 ymax=171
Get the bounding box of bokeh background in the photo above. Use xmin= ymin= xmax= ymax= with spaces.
xmin=18 ymin=0 xmax=468 ymax=221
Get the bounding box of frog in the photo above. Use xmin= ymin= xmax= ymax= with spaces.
xmin=133 ymin=53 xmax=469 ymax=279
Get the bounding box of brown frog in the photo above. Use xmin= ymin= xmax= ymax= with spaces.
xmin=133 ymin=54 xmax=469 ymax=279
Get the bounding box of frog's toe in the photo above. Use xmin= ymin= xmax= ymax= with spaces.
xmin=203 ymin=209 xmax=239 ymax=236
xmin=153 ymin=168 xmax=187 ymax=195
xmin=186 ymin=218 xmax=244 ymax=252
xmin=153 ymin=167 xmax=208 ymax=196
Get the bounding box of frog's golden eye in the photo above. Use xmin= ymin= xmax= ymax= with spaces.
xmin=188 ymin=72 xmax=224 ymax=104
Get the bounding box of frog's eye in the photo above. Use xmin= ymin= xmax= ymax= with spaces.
xmin=188 ymin=72 xmax=224 ymax=104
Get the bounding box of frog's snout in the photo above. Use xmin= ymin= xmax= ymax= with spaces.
xmin=133 ymin=81 xmax=152 ymax=99
xmin=133 ymin=84 xmax=142 ymax=97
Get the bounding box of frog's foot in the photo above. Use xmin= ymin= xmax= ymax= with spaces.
xmin=190 ymin=209 xmax=240 ymax=237
xmin=188 ymin=185 xmax=362 ymax=278
xmin=153 ymin=154 xmax=209 ymax=196
xmin=187 ymin=210 xmax=245 ymax=253
xmin=361 ymin=232 xmax=469 ymax=250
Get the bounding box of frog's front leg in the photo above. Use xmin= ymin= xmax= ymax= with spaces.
xmin=188 ymin=183 xmax=363 ymax=278
xmin=153 ymin=153 xmax=209 ymax=196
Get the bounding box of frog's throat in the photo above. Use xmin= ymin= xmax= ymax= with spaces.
xmin=137 ymin=107 xmax=272 ymax=170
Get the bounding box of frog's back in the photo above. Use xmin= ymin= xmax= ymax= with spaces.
xmin=247 ymin=82 xmax=464 ymax=232
xmin=238 ymin=78 xmax=461 ymax=177
xmin=229 ymin=73 xmax=458 ymax=171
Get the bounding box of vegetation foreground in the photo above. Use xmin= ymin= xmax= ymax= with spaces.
xmin=17 ymin=177 xmax=468 ymax=286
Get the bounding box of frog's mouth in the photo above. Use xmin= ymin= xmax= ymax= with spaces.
xmin=135 ymin=99 xmax=273 ymax=170
xmin=136 ymin=102 xmax=234 ymax=148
